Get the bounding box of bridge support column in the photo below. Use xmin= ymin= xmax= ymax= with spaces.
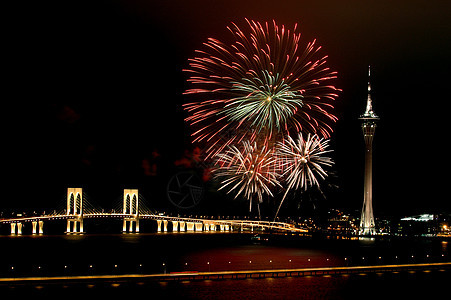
xmin=204 ymin=223 xmax=209 ymax=231
xmin=187 ymin=222 xmax=194 ymax=231
xmin=17 ymin=223 xmax=23 ymax=235
xmin=220 ymin=225 xmax=224 ymax=231
xmin=163 ymin=220 xmax=168 ymax=232
xmin=130 ymin=219 xmax=139 ymax=232
xmin=123 ymin=219 xmax=139 ymax=233
xmin=225 ymin=225 xmax=229 ymax=231
xmin=10 ymin=223 xmax=16 ymax=235
xmin=156 ymin=220 xmax=167 ymax=232
xmin=32 ymin=221 xmax=38 ymax=234
xmin=210 ymin=224 xmax=216 ymax=231
xmin=172 ymin=221 xmax=179 ymax=232
xmin=39 ymin=221 xmax=44 ymax=234
xmin=66 ymin=219 xmax=83 ymax=234
xmin=195 ymin=223 xmax=203 ymax=231
xmin=179 ymin=221 xmax=185 ymax=232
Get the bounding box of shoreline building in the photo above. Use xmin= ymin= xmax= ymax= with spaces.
xmin=359 ymin=66 xmax=379 ymax=235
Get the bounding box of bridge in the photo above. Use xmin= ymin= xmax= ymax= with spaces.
xmin=0 ymin=188 xmax=307 ymax=235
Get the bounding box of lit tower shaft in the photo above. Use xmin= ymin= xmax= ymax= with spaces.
xmin=359 ymin=66 xmax=379 ymax=235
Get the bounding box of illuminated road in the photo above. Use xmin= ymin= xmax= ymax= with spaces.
xmin=1 ymin=262 xmax=450 ymax=285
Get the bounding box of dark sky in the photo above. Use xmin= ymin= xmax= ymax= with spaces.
xmin=3 ymin=0 xmax=451 ymax=217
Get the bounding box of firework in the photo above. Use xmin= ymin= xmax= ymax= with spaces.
xmin=274 ymin=133 xmax=333 ymax=219
xmin=214 ymin=141 xmax=281 ymax=211
xmin=183 ymin=19 xmax=340 ymax=156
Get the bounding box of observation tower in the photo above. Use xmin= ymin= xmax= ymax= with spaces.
xmin=359 ymin=66 xmax=379 ymax=235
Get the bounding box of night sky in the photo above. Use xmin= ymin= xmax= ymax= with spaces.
xmin=3 ymin=0 xmax=451 ymax=217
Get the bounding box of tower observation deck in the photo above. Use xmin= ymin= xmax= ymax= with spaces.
xmin=359 ymin=66 xmax=379 ymax=235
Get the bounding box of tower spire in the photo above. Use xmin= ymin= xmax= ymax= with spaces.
xmin=362 ymin=65 xmax=378 ymax=119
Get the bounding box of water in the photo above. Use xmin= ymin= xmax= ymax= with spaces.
xmin=1 ymin=232 xmax=449 ymax=298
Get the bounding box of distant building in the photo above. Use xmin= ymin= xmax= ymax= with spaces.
xmin=396 ymin=214 xmax=442 ymax=236
xmin=400 ymin=214 xmax=435 ymax=222
xmin=324 ymin=209 xmax=358 ymax=236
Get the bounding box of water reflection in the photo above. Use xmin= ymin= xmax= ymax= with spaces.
xmin=0 ymin=233 xmax=448 ymax=278
xmin=442 ymin=240 xmax=448 ymax=252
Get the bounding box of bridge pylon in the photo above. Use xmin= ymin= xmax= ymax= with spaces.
xmin=32 ymin=221 xmax=44 ymax=234
xmin=123 ymin=189 xmax=139 ymax=233
xmin=66 ymin=188 xmax=84 ymax=233
xmin=10 ymin=222 xmax=23 ymax=235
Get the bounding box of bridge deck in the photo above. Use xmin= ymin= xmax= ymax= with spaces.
xmin=0 ymin=214 xmax=307 ymax=233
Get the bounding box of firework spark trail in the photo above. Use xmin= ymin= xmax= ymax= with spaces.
xmin=183 ymin=19 xmax=340 ymax=157
xmin=214 ymin=141 xmax=281 ymax=212
xmin=274 ymin=133 xmax=334 ymax=220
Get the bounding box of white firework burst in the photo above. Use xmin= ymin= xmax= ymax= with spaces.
xmin=274 ymin=133 xmax=333 ymax=219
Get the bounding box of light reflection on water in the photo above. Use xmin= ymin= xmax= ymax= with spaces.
xmin=2 ymin=270 xmax=449 ymax=299
xmin=0 ymin=233 xmax=449 ymax=278
xmin=180 ymin=244 xmax=341 ymax=272
xmin=442 ymin=240 xmax=448 ymax=252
